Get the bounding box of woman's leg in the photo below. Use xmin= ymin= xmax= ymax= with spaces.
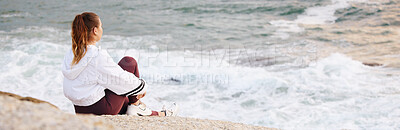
xmin=118 ymin=56 xmax=140 ymax=104
xmin=118 ymin=56 xmax=160 ymax=116
xmin=74 ymin=56 xmax=156 ymax=115
xmin=74 ymin=89 xmax=127 ymax=115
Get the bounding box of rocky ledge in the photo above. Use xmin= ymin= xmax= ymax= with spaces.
xmin=0 ymin=91 xmax=275 ymax=130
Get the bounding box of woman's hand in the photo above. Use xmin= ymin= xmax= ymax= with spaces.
xmin=136 ymin=92 xmax=146 ymax=99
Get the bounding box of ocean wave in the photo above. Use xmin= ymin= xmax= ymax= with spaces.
xmin=334 ymin=0 xmax=400 ymax=26
xmin=0 ymin=10 xmax=31 ymax=18
xmin=173 ymin=2 xmax=319 ymax=16
xmin=136 ymin=51 xmax=400 ymax=129
xmin=0 ymin=0 xmax=399 ymax=128
xmin=0 ymin=26 xmax=399 ymax=128
xmin=295 ymin=0 xmax=368 ymax=24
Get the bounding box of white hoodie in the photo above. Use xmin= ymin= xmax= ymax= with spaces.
xmin=62 ymin=45 xmax=146 ymax=106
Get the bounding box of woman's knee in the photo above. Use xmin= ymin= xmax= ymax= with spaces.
xmin=118 ymin=56 xmax=139 ymax=75
xmin=119 ymin=56 xmax=138 ymax=66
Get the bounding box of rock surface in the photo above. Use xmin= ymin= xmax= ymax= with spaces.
xmin=101 ymin=115 xmax=275 ymax=130
xmin=0 ymin=91 xmax=275 ymax=130
xmin=0 ymin=92 xmax=116 ymax=130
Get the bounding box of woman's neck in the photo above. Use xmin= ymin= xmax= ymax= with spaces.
xmin=88 ymin=40 xmax=97 ymax=46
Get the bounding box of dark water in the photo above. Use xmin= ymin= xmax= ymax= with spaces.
xmin=0 ymin=0 xmax=327 ymax=46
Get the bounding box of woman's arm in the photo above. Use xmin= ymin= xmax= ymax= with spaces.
xmin=96 ymin=49 xmax=147 ymax=96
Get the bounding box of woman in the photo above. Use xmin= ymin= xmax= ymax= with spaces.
xmin=62 ymin=12 xmax=177 ymax=116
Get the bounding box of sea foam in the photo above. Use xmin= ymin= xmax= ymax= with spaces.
xmin=270 ymin=0 xmax=367 ymax=39
xmin=0 ymin=26 xmax=399 ymax=129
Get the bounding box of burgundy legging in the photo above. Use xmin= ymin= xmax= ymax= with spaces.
xmin=74 ymin=56 xmax=158 ymax=116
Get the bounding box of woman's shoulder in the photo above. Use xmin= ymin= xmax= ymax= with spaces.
xmin=86 ymin=45 xmax=101 ymax=56
xmin=87 ymin=45 xmax=114 ymax=63
xmin=91 ymin=46 xmax=110 ymax=57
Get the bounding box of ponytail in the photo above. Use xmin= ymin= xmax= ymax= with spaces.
xmin=71 ymin=12 xmax=99 ymax=65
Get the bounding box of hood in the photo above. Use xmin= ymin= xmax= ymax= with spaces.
xmin=62 ymin=45 xmax=98 ymax=80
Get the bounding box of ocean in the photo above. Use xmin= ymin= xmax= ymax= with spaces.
xmin=1 ymin=0 xmax=399 ymax=129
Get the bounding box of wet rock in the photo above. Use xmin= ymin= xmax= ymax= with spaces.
xmin=362 ymin=62 xmax=383 ymax=67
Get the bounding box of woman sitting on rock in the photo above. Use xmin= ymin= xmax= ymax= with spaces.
xmin=62 ymin=12 xmax=177 ymax=116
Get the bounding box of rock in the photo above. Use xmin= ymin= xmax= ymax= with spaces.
xmin=0 ymin=91 xmax=276 ymax=130
xmin=0 ymin=92 xmax=117 ymax=130
xmin=0 ymin=91 xmax=58 ymax=109
xmin=362 ymin=62 xmax=383 ymax=67
xmin=101 ymin=115 xmax=276 ymax=130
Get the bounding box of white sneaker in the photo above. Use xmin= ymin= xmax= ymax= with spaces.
xmin=161 ymin=102 xmax=179 ymax=116
xmin=126 ymin=102 xmax=152 ymax=116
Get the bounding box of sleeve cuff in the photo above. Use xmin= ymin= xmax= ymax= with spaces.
xmin=124 ymin=79 xmax=147 ymax=96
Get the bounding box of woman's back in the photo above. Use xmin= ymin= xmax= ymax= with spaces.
xmin=62 ymin=45 xmax=145 ymax=106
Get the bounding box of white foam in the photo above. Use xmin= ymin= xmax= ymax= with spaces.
xmin=269 ymin=20 xmax=304 ymax=39
xmin=126 ymin=49 xmax=400 ymax=129
xmin=295 ymin=0 xmax=367 ymax=24
xmin=0 ymin=27 xmax=399 ymax=129
xmin=0 ymin=26 xmax=74 ymax=112
xmin=270 ymin=0 xmax=367 ymax=39
xmin=0 ymin=12 xmax=31 ymax=18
